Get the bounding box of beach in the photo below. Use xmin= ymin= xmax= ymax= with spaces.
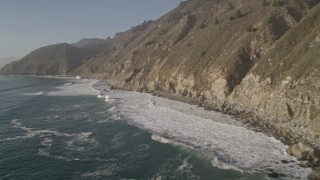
xmin=92 ymin=80 xmax=312 ymax=179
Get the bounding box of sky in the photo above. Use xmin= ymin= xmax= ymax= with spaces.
xmin=0 ymin=0 xmax=181 ymax=59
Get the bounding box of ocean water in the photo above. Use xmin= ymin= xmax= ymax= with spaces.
xmin=0 ymin=76 xmax=310 ymax=179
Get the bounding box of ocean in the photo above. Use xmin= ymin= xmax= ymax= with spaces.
xmin=0 ymin=75 xmax=310 ymax=179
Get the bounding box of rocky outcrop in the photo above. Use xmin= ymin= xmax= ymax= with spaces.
xmin=287 ymin=143 xmax=320 ymax=164
xmin=309 ymin=168 xmax=320 ymax=180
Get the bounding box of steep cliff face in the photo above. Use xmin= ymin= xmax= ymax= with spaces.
xmin=75 ymin=0 xmax=320 ymax=146
xmin=1 ymin=0 xmax=320 ymax=146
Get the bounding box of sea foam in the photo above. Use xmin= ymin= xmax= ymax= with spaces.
xmin=46 ymin=79 xmax=99 ymax=96
xmin=2 ymin=119 xmax=99 ymax=162
xmin=22 ymin=91 xmax=44 ymax=96
xmin=97 ymin=94 xmax=104 ymax=99
xmin=104 ymin=95 xmax=111 ymax=102
xmin=102 ymin=91 xmax=311 ymax=179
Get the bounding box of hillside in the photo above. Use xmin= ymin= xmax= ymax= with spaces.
xmin=72 ymin=38 xmax=107 ymax=48
xmin=0 ymin=43 xmax=99 ymax=75
xmin=1 ymin=0 xmax=320 ymax=147
xmin=0 ymin=57 xmax=18 ymax=68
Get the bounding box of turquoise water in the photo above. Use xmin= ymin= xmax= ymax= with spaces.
xmin=0 ymin=76 xmax=263 ymax=179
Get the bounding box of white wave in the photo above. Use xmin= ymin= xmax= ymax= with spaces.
xmin=76 ymin=76 xmax=81 ymax=80
xmin=106 ymin=107 xmax=121 ymax=120
xmin=38 ymin=148 xmax=51 ymax=157
xmin=210 ymin=156 xmax=243 ymax=172
xmin=178 ymin=157 xmax=191 ymax=171
xmin=46 ymin=79 xmax=99 ymax=96
xmin=39 ymin=76 xmax=75 ymax=80
xmin=81 ymin=164 xmax=121 ymax=177
xmin=22 ymin=91 xmax=44 ymax=96
xmin=38 ymin=148 xmax=73 ymax=162
xmin=2 ymin=119 xmax=100 ymax=162
xmin=110 ymin=133 xmax=125 ymax=148
xmin=111 ymin=114 xmax=121 ymax=120
xmin=107 ymin=107 xmax=116 ymax=113
xmin=151 ymin=135 xmax=172 ymax=144
xmin=137 ymin=144 xmax=150 ymax=151
xmin=64 ymin=82 xmax=72 ymax=86
xmin=104 ymin=91 xmax=311 ymax=179
xmin=71 ymin=132 xmax=93 ymax=142
xmin=41 ymin=138 xmax=53 ymax=146
xmin=97 ymin=94 xmax=104 ymax=99
xmin=104 ymin=95 xmax=111 ymax=102
xmin=8 ymin=119 xmax=77 ymax=139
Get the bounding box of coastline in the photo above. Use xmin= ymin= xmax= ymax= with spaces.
xmin=2 ymin=75 xmax=317 ymax=178
xmin=92 ymin=79 xmax=314 ymax=178
xmin=3 ymin=74 xmax=317 ymax=147
xmin=115 ymin=81 xmax=320 ymax=148
xmin=107 ymin=81 xmax=309 ymax=147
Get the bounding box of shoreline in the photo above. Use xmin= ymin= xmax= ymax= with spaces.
xmin=147 ymin=88 xmax=317 ymax=147
xmin=92 ymin=79 xmax=314 ymax=178
xmin=3 ymin=75 xmax=318 ymax=148
xmin=109 ymin=83 xmax=303 ymax=147
xmin=96 ymin=79 xmax=320 ymax=171
xmin=3 ymin=75 xmax=318 ymax=178
xmin=152 ymin=89 xmax=320 ymax=169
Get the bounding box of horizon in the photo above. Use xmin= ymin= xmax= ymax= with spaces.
xmin=0 ymin=0 xmax=181 ymax=59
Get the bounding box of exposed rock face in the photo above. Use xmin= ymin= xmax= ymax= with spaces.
xmin=1 ymin=0 xmax=320 ymax=147
xmin=308 ymin=168 xmax=320 ymax=180
xmin=287 ymin=143 xmax=320 ymax=163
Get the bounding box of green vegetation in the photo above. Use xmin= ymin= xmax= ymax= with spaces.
xmin=131 ymin=20 xmax=153 ymax=33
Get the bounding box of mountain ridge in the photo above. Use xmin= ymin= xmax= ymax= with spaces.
xmin=0 ymin=57 xmax=18 ymax=68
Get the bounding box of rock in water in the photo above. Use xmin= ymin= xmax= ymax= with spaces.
xmin=287 ymin=143 xmax=314 ymax=161
xmin=308 ymin=168 xmax=320 ymax=180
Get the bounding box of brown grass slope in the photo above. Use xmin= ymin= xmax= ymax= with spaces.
xmin=76 ymin=0 xmax=315 ymax=91
xmin=75 ymin=0 xmax=320 ymax=146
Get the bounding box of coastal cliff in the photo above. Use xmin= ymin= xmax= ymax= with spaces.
xmin=1 ymin=0 xmax=320 ymax=148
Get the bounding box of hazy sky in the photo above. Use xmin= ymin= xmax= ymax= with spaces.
xmin=0 ymin=0 xmax=181 ymax=58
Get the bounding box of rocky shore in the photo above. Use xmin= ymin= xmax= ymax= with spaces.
xmin=106 ymin=80 xmax=320 ymax=179
xmin=113 ymin=82 xmax=319 ymax=146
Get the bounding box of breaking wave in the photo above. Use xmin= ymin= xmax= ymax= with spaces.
xmin=22 ymin=91 xmax=44 ymax=96
xmin=46 ymin=79 xmax=99 ymax=96
xmin=1 ymin=119 xmax=101 ymax=162
xmin=101 ymin=91 xmax=311 ymax=179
